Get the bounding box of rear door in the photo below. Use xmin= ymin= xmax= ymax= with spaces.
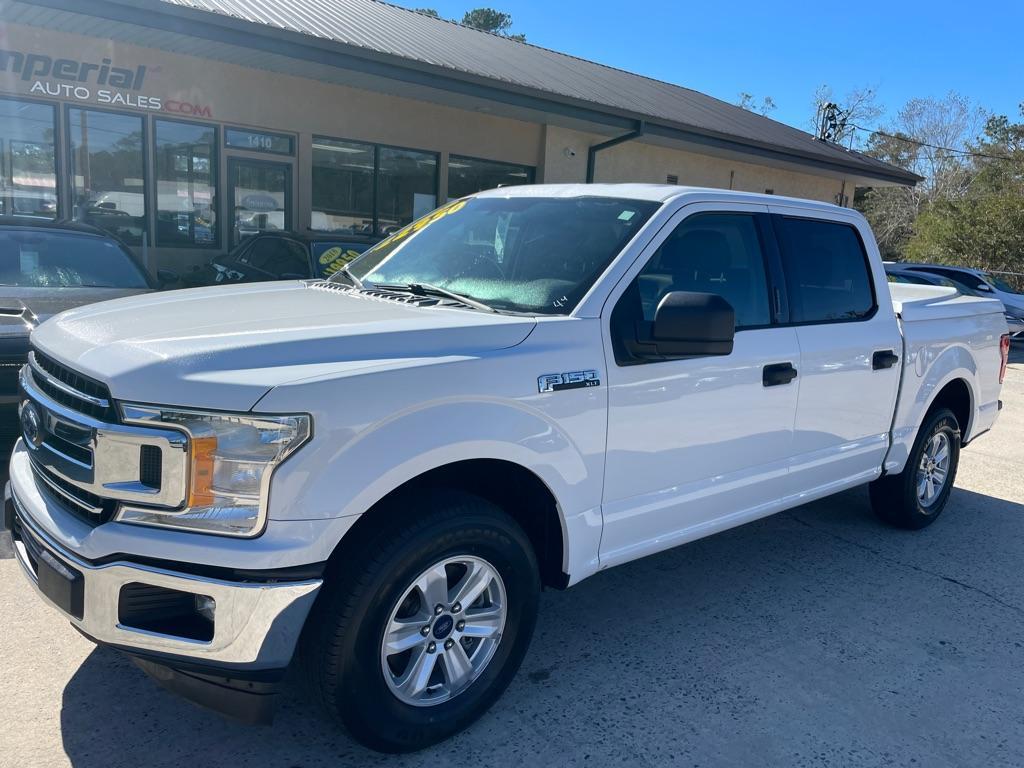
xmin=770 ymin=207 xmax=902 ymax=493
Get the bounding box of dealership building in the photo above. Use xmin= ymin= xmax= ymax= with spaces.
xmin=0 ymin=0 xmax=917 ymax=274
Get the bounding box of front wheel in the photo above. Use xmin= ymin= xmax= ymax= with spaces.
xmin=869 ymin=407 xmax=961 ymax=529
xmin=302 ymin=490 xmax=540 ymax=752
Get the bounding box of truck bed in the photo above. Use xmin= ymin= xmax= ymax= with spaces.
xmin=888 ymin=282 xmax=1005 ymax=323
xmin=884 ymin=282 xmax=1006 ymax=477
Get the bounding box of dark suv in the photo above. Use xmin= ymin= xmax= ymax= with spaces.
xmin=1 ymin=217 xmax=160 ymax=451
xmin=183 ymin=231 xmax=377 ymax=287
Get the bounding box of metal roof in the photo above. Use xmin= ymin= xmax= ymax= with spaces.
xmin=21 ymin=0 xmax=919 ymax=185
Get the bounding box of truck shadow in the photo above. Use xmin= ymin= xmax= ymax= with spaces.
xmin=60 ymin=485 xmax=1024 ymax=768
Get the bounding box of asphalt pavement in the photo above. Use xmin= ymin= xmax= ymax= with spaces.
xmin=2 ymin=349 xmax=1023 ymax=768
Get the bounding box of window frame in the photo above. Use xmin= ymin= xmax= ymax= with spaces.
xmin=310 ymin=135 xmax=376 ymax=236
xmin=374 ymin=141 xmax=440 ymax=236
xmin=153 ymin=116 xmax=219 ymax=249
xmin=226 ymin=156 xmax=293 ymax=247
xmin=769 ymin=213 xmax=879 ymax=327
xmin=446 ymin=153 xmax=535 ymax=200
xmin=65 ymin=104 xmax=150 ymax=246
xmin=0 ymin=95 xmax=62 ymax=219
xmin=310 ymin=135 xmax=440 ymax=237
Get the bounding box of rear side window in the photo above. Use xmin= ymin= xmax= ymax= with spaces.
xmin=777 ymin=217 xmax=874 ymax=323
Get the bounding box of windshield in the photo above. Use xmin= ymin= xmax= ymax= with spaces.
xmin=0 ymin=229 xmax=151 ymax=288
xmin=341 ymin=196 xmax=659 ymax=314
xmin=986 ymin=273 xmax=1024 ymax=295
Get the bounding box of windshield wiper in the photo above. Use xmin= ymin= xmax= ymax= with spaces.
xmin=380 ymin=282 xmax=498 ymax=313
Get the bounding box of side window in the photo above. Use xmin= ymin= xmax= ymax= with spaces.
xmin=776 ymin=217 xmax=875 ymax=323
xmin=610 ymin=212 xmax=771 ymax=364
xmin=245 ymin=238 xmax=309 ymax=277
xmin=934 ymin=269 xmax=986 ymax=292
xmin=632 ymin=213 xmax=771 ymax=326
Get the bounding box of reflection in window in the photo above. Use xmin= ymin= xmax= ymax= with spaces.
xmin=377 ymin=147 xmax=437 ymax=235
xmin=0 ymin=98 xmax=58 ymax=218
xmin=311 ymin=138 xmax=374 ymax=234
xmin=155 ymin=120 xmax=217 ymax=247
xmin=447 ymin=155 xmax=533 ymax=199
xmin=69 ymin=108 xmax=147 ymax=244
xmin=231 ymin=161 xmax=289 ymax=244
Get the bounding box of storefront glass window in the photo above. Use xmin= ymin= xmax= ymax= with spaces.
xmin=377 ymin=147 xmax=437 ymax=236
xmin=229 ymin=159 xmax=290 ymax=244
xmin=0 ymin=98 xmax=58 ymax=218
xmin=155 ymin=120 xmax=217 ymax=247
xmin=69 ymin=108 xmax=147 ymax=244
xmin=447 ymin=155 xmax=534 ymax=199
xmin=311 ymin=138 xmax=374 ymax=235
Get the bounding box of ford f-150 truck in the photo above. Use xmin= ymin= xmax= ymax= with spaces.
xmin=5 ymin=185 xmax=1010 ymax=752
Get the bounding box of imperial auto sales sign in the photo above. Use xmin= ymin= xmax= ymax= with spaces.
xmin=0 ymin=47 xmax=213 ymax=118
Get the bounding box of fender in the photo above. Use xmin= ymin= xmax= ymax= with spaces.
xmin=264 ymin=392 xmax=606 ymax=583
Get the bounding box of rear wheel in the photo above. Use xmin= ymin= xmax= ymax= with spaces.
xmin=302 ymin=490 xmax=540 ymax=752
xmin=869 ymin=407 xmax=961 ymax=529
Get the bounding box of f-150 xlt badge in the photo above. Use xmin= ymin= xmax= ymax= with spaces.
xmin=537 ymin=370 xmax=601 ymax=393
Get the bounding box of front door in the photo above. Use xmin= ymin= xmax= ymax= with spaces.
xmin=599 ymin=204 xmax=801 ymax=568
xmin=227 ymin=158 xmax=292 ymax=245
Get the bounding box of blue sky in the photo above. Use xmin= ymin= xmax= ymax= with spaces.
xmin=400 ymin=1 xmax=1022 ymax=135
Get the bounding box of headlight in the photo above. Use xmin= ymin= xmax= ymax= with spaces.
xmin=117 ymin=406 xmax=311 ymax=536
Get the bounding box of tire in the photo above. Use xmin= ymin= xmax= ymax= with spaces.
xmin=301 ymin=489 xmax=540 ymax=753
xmin=869 ymin=407 xmax=961 ymax=530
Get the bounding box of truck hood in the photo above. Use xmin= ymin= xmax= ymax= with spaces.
xmin=31 ymin=281 xmax=536 ymax=411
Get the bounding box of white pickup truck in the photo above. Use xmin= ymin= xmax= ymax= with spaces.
xmin=6 ymin=185 xmax=1010 ymax=752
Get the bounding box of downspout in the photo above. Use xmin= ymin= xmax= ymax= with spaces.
xmin=586 ymin=121 xmax=646 ymax=183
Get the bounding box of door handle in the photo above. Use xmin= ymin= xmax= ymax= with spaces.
xmin=872 ymin=350 xmax=899 ymax=370
xmin=763 ymin=362 xmax=798 ymax=387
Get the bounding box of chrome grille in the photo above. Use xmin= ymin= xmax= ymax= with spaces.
xmin=29 ymin=350 xmax=114 ymax=421
xmin=18 ymin=359 xmax=190 ymax=529
xmin=30 ymin=456 xmax=116 ymax=523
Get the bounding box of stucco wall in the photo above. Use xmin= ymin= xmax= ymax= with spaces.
xmin=541 ymin=125 xmax=854 ymax=205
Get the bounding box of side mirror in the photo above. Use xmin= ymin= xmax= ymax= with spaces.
xmin=977 ymin=283 xmax=994 ymax=293
xmin=156 ymin=268 xmax=179 ymax=288
xmin=650 ymin=291 xmax=735 ymax=357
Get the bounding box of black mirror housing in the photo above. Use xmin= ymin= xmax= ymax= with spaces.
xmin=651 ymin=291 xmax=735 ymax=357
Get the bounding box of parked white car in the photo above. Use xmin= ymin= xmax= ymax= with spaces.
xmin=6 ymin=186 xmax=1010 ymax=752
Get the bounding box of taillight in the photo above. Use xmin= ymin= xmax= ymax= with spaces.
xmin=999 ymin=334 xmax=1011 ymax=384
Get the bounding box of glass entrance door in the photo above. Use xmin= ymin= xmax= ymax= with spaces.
xmin=227 ymin=158 xmax=291 ymax=245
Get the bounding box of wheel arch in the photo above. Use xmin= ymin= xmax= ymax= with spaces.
xmin=925 ymin=377 xmax=973 ymax=437
xmin=324 ymin=458 xmax=570 ymax=590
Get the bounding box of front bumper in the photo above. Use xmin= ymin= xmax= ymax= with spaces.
xmin=8 ymin=489 xmax=321 ymax=668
